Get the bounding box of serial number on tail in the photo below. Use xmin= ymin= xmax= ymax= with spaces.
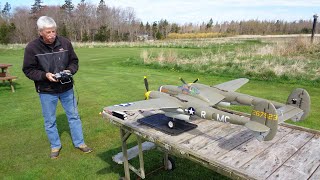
xmin=252 ymin=110 xmax=278 ymax=121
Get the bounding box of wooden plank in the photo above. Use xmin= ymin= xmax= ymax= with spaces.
xmin=0 ymin=75 xmax=17 ymax=80
xmin=179 ymin=123 xmax=242 ymax=151
xmin=309 ymin=165 xmax=320 ymax=180
xmin=267 ymin=135 xmax=320 ymax=179
xmin=166 ymin=120 xmax=227 ymax=144
xmin=197 ymin=126 xmax=254 ymax=160
xmin=218 ymin=126 xmax=292 ymax=168
xmin=240 ymin=130 xmax=314 ymax=180
xmin=127 ymin=111 xmax=222 ymax=144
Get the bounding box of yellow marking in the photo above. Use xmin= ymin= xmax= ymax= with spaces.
xmin=144 ymin=76 xmax=147 ymax=79
xmin=145 ymin=91 xmax=151 ymax=100
xmin=252 ymin=110 xmax=278 ymax=121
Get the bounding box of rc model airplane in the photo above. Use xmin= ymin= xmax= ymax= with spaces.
xmin=102 ymin=77 xmax=310 ymax=141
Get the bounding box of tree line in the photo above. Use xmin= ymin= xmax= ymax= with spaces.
xmin=0 ymin=0 xmax=318 ymax=44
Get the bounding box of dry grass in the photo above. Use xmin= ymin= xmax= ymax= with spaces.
xmin=140 ymin=37 xmax=320 ymax=81
xmin=255 ymin=37 xmax=320 ymax=56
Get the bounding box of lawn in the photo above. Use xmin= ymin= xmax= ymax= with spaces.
xmin=0 ymin=45 xmax=319 ymax=179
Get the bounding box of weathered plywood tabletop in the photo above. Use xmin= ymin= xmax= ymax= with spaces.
xmin=105 ymin=110 xmax=320 ymax=180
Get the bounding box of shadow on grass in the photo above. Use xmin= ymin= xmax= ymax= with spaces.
xmin=95 ymin=141 xmax=229 ymax=180
xmin=95 ymin=141 xmax=138 ymax=177
xmin=95 ymin=140 xmax=168 ymax=179
xmin=0 ymin=81 xmax=21 ymax=92
xmin=56 ymin=114 xmax=72 ymax=138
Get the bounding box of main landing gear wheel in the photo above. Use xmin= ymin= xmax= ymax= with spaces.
xmin=168 ymin=120 xmax=175 ymax=129
xmin=163 ymin=156 xmax=176 ymax=171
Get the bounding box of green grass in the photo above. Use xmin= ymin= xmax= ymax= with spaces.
xmin=0 ymin=46 xmax=319 ymax=179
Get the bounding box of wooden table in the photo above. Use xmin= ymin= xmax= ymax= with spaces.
xmin=0 ymin=64 xmax=17 ymax=92
xmin=102 ymin=110 xmax=320 ymax=180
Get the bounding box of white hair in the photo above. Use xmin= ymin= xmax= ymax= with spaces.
xmin=37 ymin=16 xmax=57 ymax=30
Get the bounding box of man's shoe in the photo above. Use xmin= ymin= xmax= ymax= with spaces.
xmin=50 ymin=148 xmax=61 ymax=159
xmin=77 ymin=144 xmax=93 ymax=153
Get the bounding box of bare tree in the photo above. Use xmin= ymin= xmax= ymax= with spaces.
xmin=74 ymin=0 xmax=96 ymax=41
xmin=11 ymin=7 xmax=35 ymax=43
xmin=4 ymin=2 xmax=320 ymax=43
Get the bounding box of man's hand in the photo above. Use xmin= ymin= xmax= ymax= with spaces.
xmin=63 ymin=70 xmax=71 ymax=74
xmin=46 ymin=72 xmax=58 ymax=82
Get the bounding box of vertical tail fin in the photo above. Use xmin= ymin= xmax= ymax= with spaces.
xmin=245 ymin=101 xmax=278 ymax=141
xmin=286 ymin=88 xmax=311 ymax=121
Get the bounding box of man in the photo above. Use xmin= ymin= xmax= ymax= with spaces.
xmin=23 ymin=16 xmax=92 ymax=159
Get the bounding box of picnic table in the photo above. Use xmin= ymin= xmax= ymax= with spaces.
xmin=0 ymin=64 xmax=17 ymax=92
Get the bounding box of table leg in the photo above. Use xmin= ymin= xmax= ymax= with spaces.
xmin=120 ymin=128 xmax=131 ymax=180
xmin=9 ymin=79 xmax=15 ymax=92
xmin=137 ymin=135 xmax=145 ymax=178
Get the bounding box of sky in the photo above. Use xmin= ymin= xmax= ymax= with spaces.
xmin=3 ymin=0 xmax=320 ymax=24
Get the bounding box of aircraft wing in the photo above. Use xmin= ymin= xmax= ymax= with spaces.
xmin=189 ymin=83 xmax=226 ymax=106
xmin=197 ymin=88 xmax=226 ymax=106
xmin=213 ymin=78 xmax=249 ymax=92
xmin=104 ymin=97 xmax=182 ymax=112
xmin=277 ymin=105 xmax=304 ymax=123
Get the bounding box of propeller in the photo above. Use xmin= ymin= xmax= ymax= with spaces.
xmin=180 ymin=77 xmax=199 ymax=84
xmin=144 ymin=76 xmax=151 ymax=100
xmin=144 ymin=76 xmax=149 ymax=92
xmin=179 ymin=77 xmax=187 ymax=84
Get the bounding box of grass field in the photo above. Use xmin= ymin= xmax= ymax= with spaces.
xmin=0 ymin=40 xmax=319 ymax=179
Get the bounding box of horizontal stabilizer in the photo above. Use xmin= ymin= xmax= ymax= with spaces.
xmin=277 ymin=105 xmax=303 ymax=123
xmin=245 ymin=121 xmax=270 ymax=133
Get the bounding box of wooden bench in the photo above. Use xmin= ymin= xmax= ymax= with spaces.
xmin=0 ymin=76 xmax=18 ymax=92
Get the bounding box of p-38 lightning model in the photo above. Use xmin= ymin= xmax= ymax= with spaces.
xmin=102 ymin=77 xmax=310 ymax=141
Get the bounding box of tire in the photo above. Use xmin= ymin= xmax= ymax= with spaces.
xmin=168 ymin=121 xmax=175 ymax=129
xmin=163 ymin=156 xmax=176 ymax=170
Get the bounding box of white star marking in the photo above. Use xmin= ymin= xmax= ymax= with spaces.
xmin=188 ymin=107 xmax=195 ymax=115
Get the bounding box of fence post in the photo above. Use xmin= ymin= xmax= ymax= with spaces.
xmin=311 ymin=14 xmax=318 ymax=43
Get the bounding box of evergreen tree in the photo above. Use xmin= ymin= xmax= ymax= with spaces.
xmin=0 ymin=22 xmax=15 ymax=44
xmin=61 ymin=0 xmax=74 ymax=15
xmin=30 ymin=0 xmax=44 ymax=15
xmin=59 ymin=23 xmax=68 ymax=38
xmin=151 ymin=21 xmax=157 ymax=39
xmin=82 ymin=31 xmax=89 ymax=42
xmin=155 ymin=31 xmax=162 ymax=40
xmin=97 ymin=0 xmax=106 ymax=14
xmin=1 ymin=2 xmax=11 ymax=16
xmin=206 ymin=18 xmax=213 ymax=29
xmin=94 ymin=25 xmax=110 ymax=42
